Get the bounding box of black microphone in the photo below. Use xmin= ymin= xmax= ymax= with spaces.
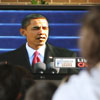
xmin=32 ymin=62 xmax=46 ymax=74
xmin=46 ymin=62 xmax=60 ymax=74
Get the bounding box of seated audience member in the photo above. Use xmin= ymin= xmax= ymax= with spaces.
xmin=0 ymin=13 xmax=76 ymax=72
xmin=25 ymin=81 xmax=57 ymax=100
xmin=52 ymin=6 xmax=100 ymax=100
xmin=0 ymin=63 xmax=35 ymax=100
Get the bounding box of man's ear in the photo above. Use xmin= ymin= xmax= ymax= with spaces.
xmin=20 ymin=28 xmax=26 ymax=36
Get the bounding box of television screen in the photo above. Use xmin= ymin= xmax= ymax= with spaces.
xmin=0 ymin=5 xmax=90 ymax=79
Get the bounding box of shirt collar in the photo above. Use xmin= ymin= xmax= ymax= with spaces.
xmin=26 ymin=42 xmax=46 ymax=58
xmin=38 ymin=44 xmax=46 ymax=57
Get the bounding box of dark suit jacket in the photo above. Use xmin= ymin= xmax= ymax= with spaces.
xmin=0 ymin=43 xmax=76 ymax=72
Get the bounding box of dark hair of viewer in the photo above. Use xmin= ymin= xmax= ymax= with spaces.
xmin=25 ymin=81 xmax=57 ymax=100
xmin=79 ymin=6 xmax=100 ymax=67
xmin=0 ymin=63 xmax=35 ymax=100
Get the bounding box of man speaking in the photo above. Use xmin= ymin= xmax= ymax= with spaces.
xmin=0 ymin=14 xmax=76 ymax=72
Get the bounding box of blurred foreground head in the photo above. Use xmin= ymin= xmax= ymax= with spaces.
xmin=0 ymin=63 xmax=35 ymax=100
xmin=79 ymin=6 xmax=100 ymax=67
xmin=25 ymin=81 xmax=57 ymax=100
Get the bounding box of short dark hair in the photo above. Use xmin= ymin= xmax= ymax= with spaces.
xmin=0 ymin=63 xmax=35 ymax=100
xmin=21 ymin=14 xmax=48 ymax=29
xmin=79 ymin=6 xmax=100 ymax=66
xmin=25 ymin=81 xmax=57 ymax=100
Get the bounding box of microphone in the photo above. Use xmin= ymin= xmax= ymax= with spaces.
xmin=46 ymin=62 xmax=60 ymax=74
xmin=32 ymin=62 xmax=46 ymax=74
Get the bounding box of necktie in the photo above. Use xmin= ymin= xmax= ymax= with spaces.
xmin=32 ymin=51 xmax=41 ymax=65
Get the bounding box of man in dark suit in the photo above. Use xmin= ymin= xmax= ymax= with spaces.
xmin=0 ymin=14 xmax=76 ymax=72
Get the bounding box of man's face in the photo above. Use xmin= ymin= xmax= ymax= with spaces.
xmin=21 ymin=18 xmax=49 ymax=49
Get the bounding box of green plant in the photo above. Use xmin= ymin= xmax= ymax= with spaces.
xmin=31 ymin=0 xmax=38 ymax=4
xmin=40 ymin=0 xmax=48 ymax=4
xmin=31 ymin=0 xmax=48 ymax=4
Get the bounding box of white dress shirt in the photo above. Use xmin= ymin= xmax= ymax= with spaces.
xmin=52 ymin=64 xmax=100 ymax=100
xmin=26 ymin=42 xmax=46 ymax=66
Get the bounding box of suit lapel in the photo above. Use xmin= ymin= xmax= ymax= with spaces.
xmin=44 ymin=43 xmax=54 ymax=64
xmin=18 ymin=44 xmax=32 ymax=71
